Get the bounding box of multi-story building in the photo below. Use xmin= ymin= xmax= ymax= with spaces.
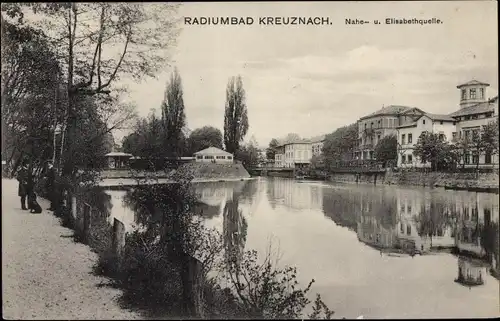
xmin=394 ymin=80 xmax=498 ymax=169
xmin=310 ymin=135 xmax=326 ymax=157
xmin=274 ymin=139 xmax=312 ymax=168
xmin=396 ymin=108 xmax=456 ymax=167
xmin=355 ymin=105 xmax=413 ymax=160
xmin=449 ymin=80 xmax=498 ymax=168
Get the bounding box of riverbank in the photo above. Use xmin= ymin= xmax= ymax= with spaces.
xmin=1 ymin=179 xmax=141 ymax=320
xmin=327 ymin=170 xmax=499 ymax=193
xmin=99 ymin=163 xmax=251 ymax=187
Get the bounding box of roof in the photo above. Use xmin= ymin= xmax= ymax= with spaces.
xmin=424 ymin=113 xmax=455 ymax=122
xmin=396 ymin=122 xmax=418 ymax=129
xmin=276 ymin=139 xmax=312 ymax=147
xmin=456 ymin=80 xmax=490 ymax=89
xmin=105 ymin=152 xmax=133 ymax=157
xmin=360 ymin=105 xmax=413 ymax=120
xmin=449 ymin=96 xmax=498 ymax=118
xmin=193 ymin=147 xmax=233 ymax=156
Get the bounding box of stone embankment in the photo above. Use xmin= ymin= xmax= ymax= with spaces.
xmin=99 ymin=163 xmax=251 ymax=188
xmin=327 ymin=170 xmax=499 ymax=193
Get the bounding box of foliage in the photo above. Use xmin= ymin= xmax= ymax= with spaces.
xmin=217 ymin=247 xmax=334 ymax=319
xmin=224 ymin=75 xmax=249 ymax=154
xmin=162 ymin=68 xmax=187 ymax=157
xmin=187 ymin=126 xmax=223 ymax=155
xmin=266 ymin=138 xmax=279 ymax=160
xmin=310 ymin=154 xmax=325 ymax=170
xmin=2 ymin=2 xmax=179 ymax=177
xmin=322 ymin=123 xmax=358 ymax=169
xmin=413 ymin=132 xmax=454 ymax=171
xmin=374 ymin=135 xmax=397 ymax=167
xmin=236 ymin=143 xmax=260 ymax=168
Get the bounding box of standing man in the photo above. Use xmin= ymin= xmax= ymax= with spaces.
xmin=45 ymin=160 xmax=56 ymax=211
xmin=16 ymin=161 xmax=29 ymax=210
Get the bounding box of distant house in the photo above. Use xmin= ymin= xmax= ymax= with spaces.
xmin=356 ymin=105 xmax=414 ymax=160
xmin=274 ymin=139 xmax=312 ymax=168
xmin=104 ymin=152 xmax=133 ymax=169
xmin=396 ymin=108 xmax=456 ymax=168
xmin=310 ymin=135 xmax=326 ymax=157
xmin=193 ymin=147 xmax=234 ymax=164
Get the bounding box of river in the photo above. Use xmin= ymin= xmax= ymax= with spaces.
xmin=102 ymin=177 xmax=499 ymax=319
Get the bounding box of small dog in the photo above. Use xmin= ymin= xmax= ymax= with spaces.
xmin=28 ymin=191 xmax=42 ymax=214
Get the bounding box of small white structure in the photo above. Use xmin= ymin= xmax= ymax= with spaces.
xmin=104 ymin=152 xmax=132 ymax=169
xmin=193 ymin=147 xmax=234 ymax=164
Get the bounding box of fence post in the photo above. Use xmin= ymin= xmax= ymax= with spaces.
xmin=112 ymin=218 xmax=126 ymax=271
xmin=83 ymin=203 xmax=91 ymax=244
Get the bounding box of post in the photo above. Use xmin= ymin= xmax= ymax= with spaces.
xmin=112 ymin=218 xmax=126 ymax=271
xmin=83 ymin=203 xmax=91 ymax=244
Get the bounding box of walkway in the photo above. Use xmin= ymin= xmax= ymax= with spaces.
xmin=2 ymin=179 xmax=142 ymax=320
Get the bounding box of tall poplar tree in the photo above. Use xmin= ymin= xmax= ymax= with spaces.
xmin=223 ymin=75 xmax=249 ymax=154
xmin=162 ymin=68 xmax=186 ymax=157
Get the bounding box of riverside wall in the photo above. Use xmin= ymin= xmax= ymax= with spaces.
xmin=328 ymin=170 xmax=499 ymax=193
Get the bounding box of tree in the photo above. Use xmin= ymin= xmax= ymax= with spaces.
xmin=413 ymin=131 xmax=451 ymax=171
xmin=236 ymin=143 xmax=260 ymax=169
xmin=2 ymin=2 xmax=180 ymax=178
xmin=187 ymin=126 xmax=223 ymax=155
xmin=266 ymin=138 xmax=279 ymax=160
xmin=374 ymin=135 xmax=397 ymax=167
xmin=322 ymin=123 xmax=358 ymax=169
xmin=224 ymin=75 xmax=248 ymax=154
xmin=162 ymin=68 xmax=186 ymax=157
xmin=1 ymin=15 xmax=63 ymax=175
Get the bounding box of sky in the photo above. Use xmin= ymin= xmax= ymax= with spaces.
xmin=119 ymin=1 xmax=498 ymax=148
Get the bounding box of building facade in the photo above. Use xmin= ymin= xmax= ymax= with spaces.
xmin=355 ymin=105 xmax=413 ymax=160
xmin=274 ymin=140 xmax=312 ymax=168
xmin=396 ymin=108 xmax=456 ymax=168
xmin=193 ymin=147 xmax=234 ymax=164
xmin=449 ymin=80 xmax=498 ymax=168
xmin=311 ymin=135 xmax=326 ymax=157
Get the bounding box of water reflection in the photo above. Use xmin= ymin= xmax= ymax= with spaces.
xmin=267 ymin=177 xmax=323 ymax=211
xmin=96 ymin=177 xmax=499 ymax=318
xmin=455 ymin=256 xmax=487 ymax=287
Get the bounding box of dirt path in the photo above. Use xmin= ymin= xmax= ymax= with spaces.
xmin=2 ymin=179 xmax=142 ymax=320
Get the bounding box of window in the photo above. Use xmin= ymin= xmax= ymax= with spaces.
xmin=408 ymin=154 xmax=413 ymax=163
xmin=408 ymin=134 xmax=413 ymax=144
xmin=470 ymin=88 xmax=476 ymax=99
xmin=401 ymin=134 xmax=406 ymax=145
xmin=423 ymin=119 xmax=426 ymax=124
xmin=485 ymin=113 xmax=492 ymax=118
xmin=479 ymin=88 xmax=484 ymax=99
xmin=407 ymin=204 xmax=412 ymax=213
xmin=216 ymin=156 xmax=226 ymax=159
xmin=407 ymin=225 xmax=411 ymax=235
xmin=472 ymin=152 xmax=479 ymax=164
xmin=485 ymin=152 xmax=492 ymax=164
xmin=365 ymin=123 xmax=367 ymax=129
xmin=440 ymin=121 xmax=443 ymax=125
xmin=464 ymin=153 xmax=470 ymax=164
xmin=204 ymin=155 xmax=214 ymax=159
xmin=227 ymin=156 xmax=233 ymax=160
xmin=452 ymin=132 xmax=457 ymax=141
xmin=401 ymin=155 xmax=406 ymax=164
xmin=371 ymin=122 xmax=373 ymax=128
xmin=472 ymin=115 xmax=478 ymax=120
xmin=196 ymin=155 xmax=203 ymax=159
xmin=461 ymin=89 xmax=467 ymax=100
xmin=465 ymin=115 xmax=471 ymax=120
xmin=439 ymin=134 xmax=445 ymax=141
xmin=377 ymin=134 xmax=381 ymax=142
xmin=400 ymin=223 xmax=404 ymax=233
xmin=400 ymin=205 xmax=405 ymax=213
xmin=378 ymin=120 xmax=381 ymax=127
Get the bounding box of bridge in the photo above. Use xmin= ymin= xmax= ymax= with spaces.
xmin=248 ymin=165 xmax=386 ymax=177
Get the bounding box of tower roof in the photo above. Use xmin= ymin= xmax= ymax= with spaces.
xmin=457 ymin=80 xmax=490 ymax=89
